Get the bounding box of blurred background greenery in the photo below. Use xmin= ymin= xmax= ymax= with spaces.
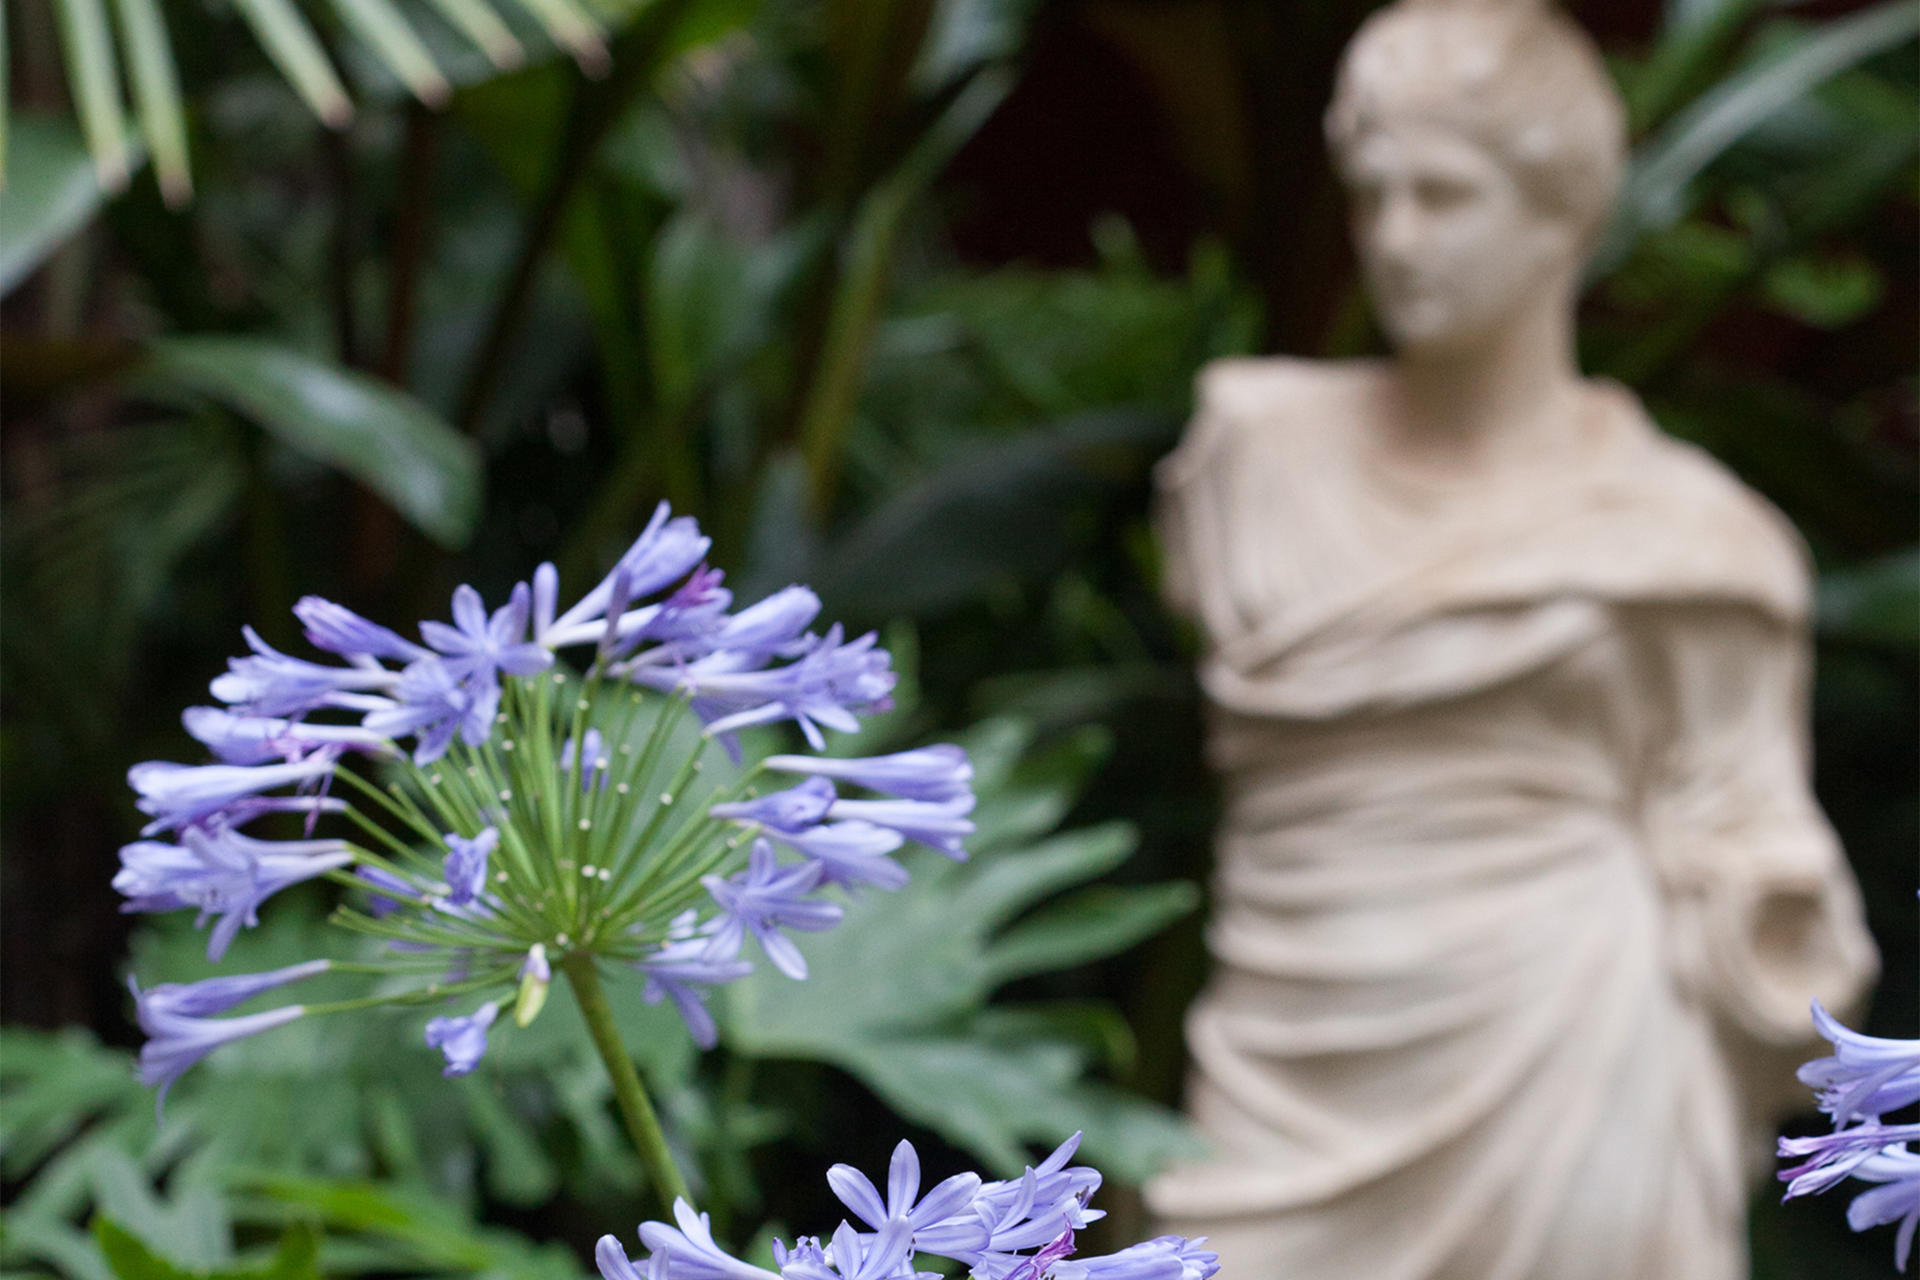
xmin=1 ymin=0 xmax=1913 ymax=1276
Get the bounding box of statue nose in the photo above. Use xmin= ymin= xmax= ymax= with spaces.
xmin=1374 ymin=195 xmax=1425 ymax=258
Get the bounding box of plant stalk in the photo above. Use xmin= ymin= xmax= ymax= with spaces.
xmin=562 ymin=951 xmax=689 ymax=1211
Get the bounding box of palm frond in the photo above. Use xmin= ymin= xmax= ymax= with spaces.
xmin=10 ymin=0 xmax=615 ymax=201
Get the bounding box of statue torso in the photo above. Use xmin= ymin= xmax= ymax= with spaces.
xmin=1145 ymin=358 xmax=1870 ymax=1280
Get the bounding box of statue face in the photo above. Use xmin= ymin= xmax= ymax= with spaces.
xmin=1340 ymin=123 xmax=1577 ymax=354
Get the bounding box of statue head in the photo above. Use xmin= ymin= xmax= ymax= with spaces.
xmin=1325 ymin=0 xmax=1627 ymax=355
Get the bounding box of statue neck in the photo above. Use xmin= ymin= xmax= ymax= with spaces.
xmin=1387 ymin=283 xmax=1585 ymax=472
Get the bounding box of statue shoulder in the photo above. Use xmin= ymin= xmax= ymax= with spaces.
xmin=1162 ymin=357 xmax=1384 ymax=486
xmin=1598 ymin=383 xmax=1814 ymax=617
xmin=1195 ymin=355 xmax=1388 ymax=426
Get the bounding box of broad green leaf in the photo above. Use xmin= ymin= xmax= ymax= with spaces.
xmin=839 ymin=1033 xmax=1202 ymax=1181
xmin=812 ymin=410 xmax=1175 ymax=623
xmin=93 ymin=1218 xmax=194 ymax=1280
xmin=137 ymin=338 xmax=483 ymax=548
xmin=1598 ymin=2 xmax=1920 ymax=272
xmin=92 ymin=1218 xmax=317 ymax=1280
xmin=965 ymin=724 xmax=1113 ymax=852
xmin=0 ymin=114 xmax=109 ymax=295
xmin=983 ymin=882 xmax=1201 ymax=986
xmin=237 ymin=1177 xmax=587 ymax=1280
xmin=89 ymin=1152 xmax=230 ymax=1273
xmin=1624 ymin=0 xmax=1767 ymax=131
xmin=111 ymin=0 xmax=190 ymax=206
xmin=53 ymin=0 xmax=130 ymax=190
xmin=0 ymin=1029 xmax=149 ymax=1179
xmin=246 ymin=1227 xmax=320 ymax=1280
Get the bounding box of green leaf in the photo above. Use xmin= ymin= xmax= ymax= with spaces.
xmin=328 ymin=0 xmax=450 ymax=106
xmin=111 ymin=0 xmax=191 ymax=206
xmin=1597 ymin=1 xmax=1920 ymax=273
xmin=93 ymin=1218 xmax=194 ymax=1280
xmin=513 ymin=0 xmax=608 ymax=70
xmin=137 ymin=338 xmax=483 ymax=547
xmin=813 ymin=410 xmax=1177 ymax=621
xmin=235 ymin=1225 xmax=320 ymax=1280
xmin=228 ymin=0 xmax=352 ymax=128
xmin=0 ymin=114 xmax=109 ymax=294
xmin=912 ymin=0 xmax=1042 ymax=95
xmin=93 ymin=1156 xmax=226 ymax=1268
xmin=53 ymin=0 xmax=131 ymax=191
xmin=423 ymin=0 xmax=524 ymax=70
xmin=1622 ymin=0 xmax=1767 ymax=131
xmin=92 ymin=1219 xmax=319 ymax=1280
xmin=983 ymin=882 xmax=1201 ymax=987
xmin=1760 ymin=250 xmax=1883 ymax=328
xmin=646 ymin=214 xmax=811 ymax=421
xmin=237 ymin=1177 xmax=585 ymax=1280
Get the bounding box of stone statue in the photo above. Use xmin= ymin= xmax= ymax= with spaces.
xmin=1142 ymin=1 xmax=1878 ymax=1275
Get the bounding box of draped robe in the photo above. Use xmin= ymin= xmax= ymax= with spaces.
xmin=1143 ymin=359 xmax=1877 ymax=1280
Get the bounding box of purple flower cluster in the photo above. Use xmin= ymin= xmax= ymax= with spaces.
xmin=117 ymin=503 xmax=973 ymax=1094
xmin=596 ymin=1134 xmax=1219 ymax=1280
xmin=629 ymin=745 xmax=976 ymax=1048
xmin=1779 ymin=999 xmax=1920 ymax=1270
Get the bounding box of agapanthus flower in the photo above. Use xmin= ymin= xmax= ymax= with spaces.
xmin=638 ymin=912 xmax=754 ymax=1050
xmin=629 ymin=624 xmax=894 ymax=749
xmin=425 ymin=1001 xmax=499 ymax=1077
xmin=1801 ymin=999 xmax=1920 ymax=1125
xmin=1780 ymin=998 xmax=1920 ymax=1270
xmin=768 ymin=822 xmax=909 ymax=893
xmin=115 ymin=820 xmax=354 ymax=959
xmin=128 ymin=757 xmax=339 ymax=835
xmin=594 ymin=1135 xmax=1218 ymax=1280
xmin=183 ymin=706 xmax=390 ymax=765
xmin=118 ymin=501 xmax=974 ymax=1106
xmin=442 ymin=827 xmax=497 ymax=906
xmin=762 ymin=746 xmax=972 ymax=803
xmin=702 ymin=839 xmax=843 ymax=980
xmin=131 ymin=960 xmax=330 ymax=1109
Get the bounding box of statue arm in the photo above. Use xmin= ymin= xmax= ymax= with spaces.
xmin=1641 ymin=604 xmax=1878 ymax=1052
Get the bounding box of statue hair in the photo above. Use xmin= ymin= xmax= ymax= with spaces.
xmin=1325 ymin=0 xmax=1627 ymax=242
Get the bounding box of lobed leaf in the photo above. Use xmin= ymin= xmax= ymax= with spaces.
xmin=135 ymin=338 xmax=483 ymax=548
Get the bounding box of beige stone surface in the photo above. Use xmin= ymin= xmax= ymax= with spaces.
xmin=1142 ymin=2 xmax=1877 ymax=1276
